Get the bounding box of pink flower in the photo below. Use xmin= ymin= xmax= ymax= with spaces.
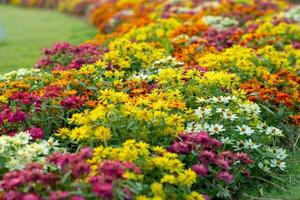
xmin=60 ymin=96 xmax=84 ymax=109
xmin=215 ymin=158 xmax=231 ymax=170
xmin=217 ymin=171 xmax=234 ymax=183
xmin=27 ymin=127 xmax=44 ymax=140
xmin=192 ymin=164 xmax=208 ymax=176
xmin=48 ymin=191 xmax=69 ymax=200
xmin=198 ymin=150 xmax=216 ymax=164
xmin=21 ymin=193 xmax=41 ymax=200
xmin=8 ymin=110 xmax=26 ymax=123
xmin=235 ymin=153 xmax=254 ymax=165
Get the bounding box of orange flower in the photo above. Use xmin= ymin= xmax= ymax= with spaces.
xmin=62 ymin=90 xmax=78 ymax=96
xmin=290 ymin=115 xmax=300 ymax=125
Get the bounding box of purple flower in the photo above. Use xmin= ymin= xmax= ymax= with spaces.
xmin=48 ymin=191 xmax=69 ymax=200
xmin=27 ymin=127 xmax=45 ymax=140
xmin=93 ymin=182 xmax=113 ymax=199
xmin=60 ymin=96 xmax=84 ymax=109
xmin=198 ymin=150 xmax=216 ymax=164
xmin=235 ymin=153 xmax=254 ymax=164
xmin=78 ymin=147 xmax=93 ymax=159
xmin=215 ymin=158 xmax=231 ymax=170
xmin=21 ymin=193 xmax=41 ymax=200
xmin=71 ymin=161 xmax=91 ymax=178
xmin=217 ymin=171 xmax=234 ymax=183
xmin=8 ymin=110 xmax=26 ymax=123
xmin=71 ymin=196 xmax=86 ymax=200
xmin=192 ymin=164 xmax=208 ymax=176
xmin=3 ymin=191 xmax=22 ymax=200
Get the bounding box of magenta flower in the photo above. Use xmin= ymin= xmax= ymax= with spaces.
xmin=235 ymin=153 xmax=254 ymax=165
xmin=60 ymin=96 xmax=84 ymax=109
xmin=27 ymin=127 xmax=45 ymax=140
xmin=215 ymin=158 xmax=231 ymax=170
xmin=21 ymin=193 xmax=41 ymax=200
xmin=198 ymin=150 xmax=216 ymax=164
xmin=48 ymin=191 xmax=69 ymax=200
xmin=217 ymin=171 xmax=234 ymax=183
xmin=8 ymin=110 xmax=26 ymax=123
xmin=192 ymin=164 xmax=208 ymax=176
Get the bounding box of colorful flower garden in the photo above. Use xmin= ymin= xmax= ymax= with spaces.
xmin=0 ymin=0 xmax=299 ymax=199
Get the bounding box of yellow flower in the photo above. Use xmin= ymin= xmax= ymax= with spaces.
xmin=185 ymin=192 xmax=205 ymax=200
xmin=136 ymin=196 xmax=150 ymax=200
xmin=69 ymin=113 xmax=89 ymax=125
xmin=94 ymin=126 xmax=112 ymax=142
xmin=177 ymin=169 xmax=197 ymax=187
xmin=55 ymin=128 xmax=71 ymax=139
xmin=69 ymin=125 xmax=91 ymax=141
xmin=123 ymin=172 xmax=143 ymax=181
xmin=103 ymin=38 xmax=165 ymax=71
xmin=161 ymin=174 xmax=177 ymax=185
xmin=0 ymin=95 xmax=8 ymax=103
xmin=150 ymin=182 xmax=165 ymax=198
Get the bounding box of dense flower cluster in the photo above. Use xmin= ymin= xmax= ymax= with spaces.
xmin=0 ymin=0 xmax=299 ymax=199
xmin=35 ymin=43 xmax=102 ymax=71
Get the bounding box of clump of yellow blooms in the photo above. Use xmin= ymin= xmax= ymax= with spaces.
xmin=92 ymin=139 xmax=150 ymax=162
xmin=195 ymin=71 xmax=240 ymax=89
xmin=257 ymin=45 xmax=300 ymax=73
xmin=61 ymin=88 xmax=187 ymax=144
xmin=185 ymin=192 xmax=206 ymax=200
xmin=91 ymin=139 xmax=197 ymax=188
xmin=198 ymin=43 xmax=300 ymax=76
xmin=198 ymin=45 xmax=263 ymax=76
xmin=103 ymin=38 xmax=165 ymax=71
xmin=254 ymin=22 xmax=300 ymax=40
xmin=125 ymin=18 xmax=181 ymax=42
xmin=0 ymin=95 xmax=8 ymax=103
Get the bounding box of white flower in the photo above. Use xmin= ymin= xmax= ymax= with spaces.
xmin=45 ymin=137 xmax=60 ymax=147
xmin=220 ymin=137 xmax=233 ymax=145
xmin=222 ymin=111 xmax=238 ymax=121
xmin=241 ymin=102 xmax=261 ymax=115
xmin=186 ymin=122 xmax=194 ymax=132
xmin=267 ymin=147 xmax=288 ymax=160
xmin=210 ymin=96 xmax=230 ymax=104
xmin=256 ymin=122 xmax=268 ymax=133
xmin=131 ymin=72 xmax=149 ymax=80
xmin=216 ymin=108 xmax=229 ymax=113
xmin=235 ymin=125 xmax=254 ymax=136
xmin=208 ymin=124 xmax=225 ymax=135
xmin=196 ymin=97 xmax=207 ymax=103
xmin=195 ymin=123 xmax=207 ymax=132
xmin=265 ymin=127 xmax=284 ymax=137
xmin=244 ymin=139 xmax=261 ymax=150
xmin=270 ymin=159 xmax=287 ymax=171
xmin=5 ymin=159 xmax=20 ymax=170
xmin=194 ymin=107 xmax=212 ymax=118
xmin=258 ymin=161 xmax=271 ymax=173
xmin=186 ymin=123 xmax=207 ymax=132
xmin=230 ymin=96 xmax=238 ymax=101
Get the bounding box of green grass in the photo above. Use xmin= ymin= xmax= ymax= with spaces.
xmin=0 ymin=4 xmax=97 ymax=73
xmin=243 ymin=152 xmax=300 ymax=200
xmin=259 ymin=152 xmax=300 ymax=200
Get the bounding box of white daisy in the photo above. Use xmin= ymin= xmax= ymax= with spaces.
xmin=222 ymin=111 xmax=238 ymax=121
xmin=270 ymin=159 xmax=287 ymax=171
xmin=194 ymin=107 xmax=212 ymax=118
xmin=244 ymin=139 xmax=261 ymax=150
xmin=208 ymin=124 xmax=225 ymax=135
xmin=235 ymin=125 xmax=254 ymax=136
xmin=265 ymin=127 xmax=284 ymax=137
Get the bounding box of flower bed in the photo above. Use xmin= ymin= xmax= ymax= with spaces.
xmin=0 ymin=0 xmax=299 ymax=199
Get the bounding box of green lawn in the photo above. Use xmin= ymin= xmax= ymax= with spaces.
xmin=259 ymin=152 xmax=300 ymax=200
xmin=0 ymin=4 xmax=97 ymax=73
xmin=243 ymin=152 xmax=300 ymax=200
